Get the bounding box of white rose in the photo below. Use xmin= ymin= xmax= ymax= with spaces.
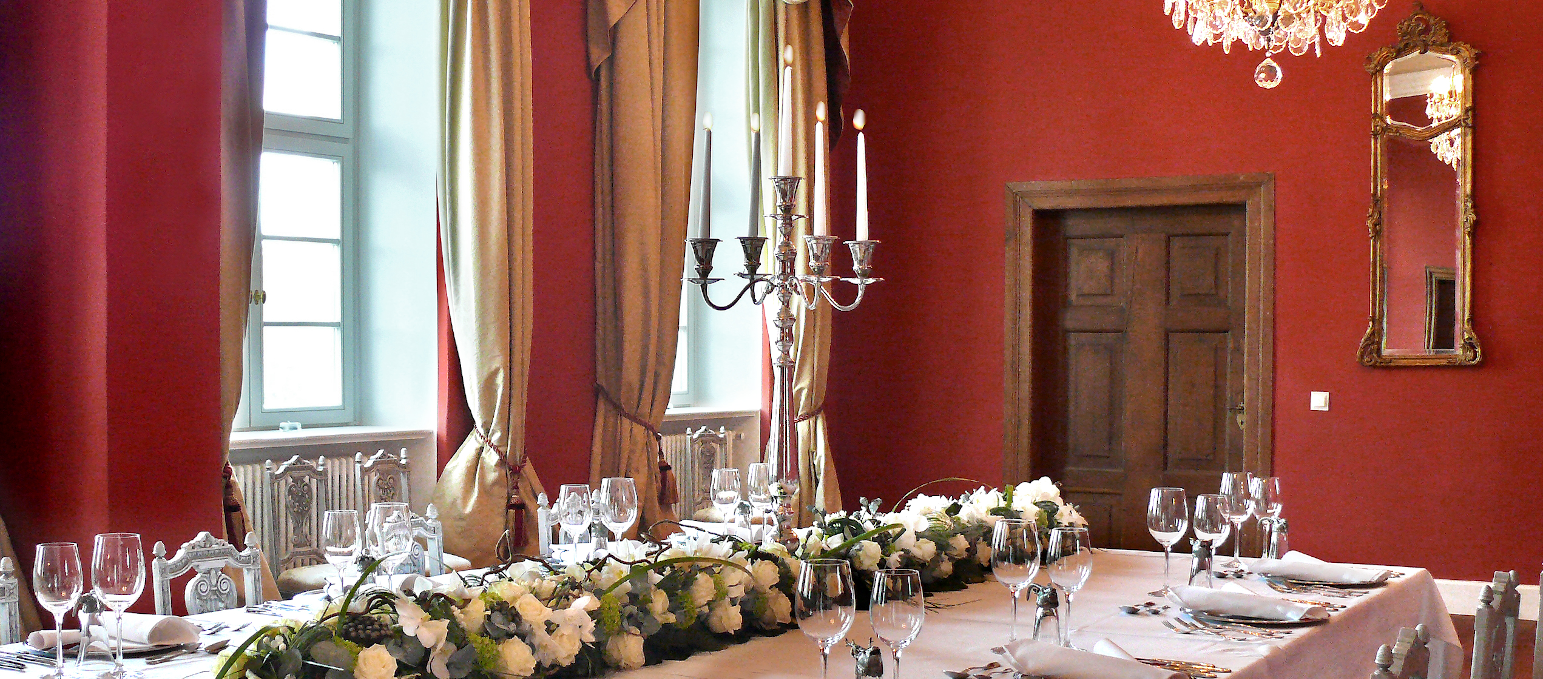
xmin=909 ymin=538 xmax=937 ymax=562
xmin=763 ymin=588 xmax=794 ymax=625
xmin=514 ymin=593 xmax=551 ymax=626
xmin=946 ymin=534 xmax=970 ymax=559
xmin=353 ymin=644 xmax=397 ymax=679
xmin=882 ymin=512 xmax=931 ymax=536
xmin=706 ymin=599 xmax=743 ymax=634
xmin=976 ymin=539 xmax=993 ymax=566
xmin=690 ymin=573 xmax=717 ymax=607
xmin=933 ymin=559 xmax=954 ymax=579
xmin=1013 ymin=477 xmax=1062 ymax=509
xmin=902 ymin=494 xmax=951 ymax=517
xmin=721 ymin=566 xmax=749 ymax=599
xmin=454 ymin=596 xmax=486 ymax=632
xmin=487 ymin=580 xmax=526 ymax=602
xmin=497 ymin=638 xmax=537 ymax=677
xmin=751 ymin=560 xmax=780 ymax=590
xmin=893 ymin=529 xmax=917 ymax=552
xmin=603 ymin=633 xmax=646 ymax=671
xmin=823 ymin=535 xmax=844 ymax=550
xmin=1055 ymin=504 xmax=1086 ymax=527
xmin=648 ymin=589 xmax=677 ymax=624
xmin=852 ymin=541 xmax=882 ymax=571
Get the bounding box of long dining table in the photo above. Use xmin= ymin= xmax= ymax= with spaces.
xmin=0 ymin=550 xmax=1462 ymax=679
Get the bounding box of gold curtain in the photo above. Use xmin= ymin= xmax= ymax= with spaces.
xmin=751 ymin=0 xmax=842 ymax=527
xmin=431 ymin=0 xmax=545 ymax=567
xmin=219 ymin=0 xmax=280 ymax=601
xmin=0 ymin=515 xmax=40 ymax=635
xmin=586 ymin=0 xmax=698 ymax=535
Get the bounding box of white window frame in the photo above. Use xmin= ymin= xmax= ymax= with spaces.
xmin=239 ymin=0 xmax=360 ymax=430
xmin=671 ymin=287 xmax=698 ymax=408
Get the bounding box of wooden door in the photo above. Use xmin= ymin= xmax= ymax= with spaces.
xmin=1031 ymin=205 xmax=1247 ymax=549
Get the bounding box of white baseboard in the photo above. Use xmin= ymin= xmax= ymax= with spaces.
xmin=1436 ymin=578 xmax=1540 ymax=621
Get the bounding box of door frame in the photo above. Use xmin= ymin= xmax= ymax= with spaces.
xmin=1003 ymin=174 xmax=1275 ymax=486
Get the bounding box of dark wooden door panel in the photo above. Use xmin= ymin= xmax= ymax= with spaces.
xmin=1067 ymin=333 xmax=1124 ymax=469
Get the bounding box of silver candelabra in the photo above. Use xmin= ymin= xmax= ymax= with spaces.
xmin=685 ymin=175 xmax=881 ymax=546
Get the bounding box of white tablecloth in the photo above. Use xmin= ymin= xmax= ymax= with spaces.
xmin=1 ymin=550 xmax=1459 ymax=679
xmin=622 ymin=550 xmax=1460 ymax=679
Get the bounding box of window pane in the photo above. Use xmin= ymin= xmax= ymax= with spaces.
xmin=260 ymin=152 xmax=341 ymax=239
xmin=672 ymin=328 xmax=688 ymax=394
xmin=268 ymin=0 xmax=341 ymax=36
xmin=262 ymin=240 xmax=341 ymax=323
xmin=262 ymin=326 xmax=343 ymax=409
xmin=263 ymin=29 xmax=342 ymax=119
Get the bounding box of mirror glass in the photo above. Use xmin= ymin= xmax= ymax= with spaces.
xmin=1382 ymin=52 xmax=1461 ymax=130
xmin=1380 ymin=132 xmax=1460 ymax=353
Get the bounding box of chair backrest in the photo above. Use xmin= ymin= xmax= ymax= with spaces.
xmin=385 ymin=505 xmax=446 ymax=577
xmin=0 ymin=557 xmax=20 ymax=645
xmin=682 ymin=427 xmax=729 ymax=517
xmin=1471 ymin=570 xmax=1520 ymax=679
xmin=151 ymin=532 xmax=264 ymax=615
xmin=261 ymin=455 xmax=327 ymax=572
xmin=1370 ymin=624 xmax=1430 ymax=679
xmin=356 ymin=448 xmax=410 ymax=511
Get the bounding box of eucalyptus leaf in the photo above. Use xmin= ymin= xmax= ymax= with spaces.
xmin=445 ymin=644 xmax=478 ymax=679
xmin=309 ymin=640 xmax=354 ymax=670
xmin=388 ymin=636 xmax=426 ymax=666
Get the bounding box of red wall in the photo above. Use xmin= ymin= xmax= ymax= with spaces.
xmin=827 ymin=0 xmax=1543 ymax=581
xmin=0 ymin=0 xmax=226 ymax=591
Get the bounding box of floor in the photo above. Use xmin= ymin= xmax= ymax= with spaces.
xmin=1451 ymin=615 xmax=1536 ymax=677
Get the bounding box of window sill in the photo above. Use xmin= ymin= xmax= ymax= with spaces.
xmin=662 ymin=407 xmax=759 ymax=422
xmin=230 ymin=425 xmax=433 ymax=450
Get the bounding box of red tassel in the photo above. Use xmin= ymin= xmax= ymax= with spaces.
xmin=657 ymin=448 xmax=680 ymax=507
xmin=510 ymin=498 xmax=527 ymax=549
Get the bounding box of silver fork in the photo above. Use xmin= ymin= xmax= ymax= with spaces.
xmin=1181 ymin=614 xmax=1289 ymax=639
xmin=1165 ymin=619 xmax=1249 ymax=641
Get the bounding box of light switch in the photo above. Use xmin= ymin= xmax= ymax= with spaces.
xmin=1310 ymin=391 xmax=1330 ymax=411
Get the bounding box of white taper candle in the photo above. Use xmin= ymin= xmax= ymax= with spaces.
xmin=777 ymin=45 xmax=793 ymax=177
xmin=854 ymin=109 xmax=868 ymax=241
xmin=813 ymin=102 xmax=828 ymax=237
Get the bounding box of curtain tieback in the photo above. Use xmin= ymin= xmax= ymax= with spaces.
xmin=595 ymin=385 xmax=680 ymax=508
xmin=476 ymin=427 xmax=530 ymax=556
xmin=794 ymin=402 xmax=825 ymax=424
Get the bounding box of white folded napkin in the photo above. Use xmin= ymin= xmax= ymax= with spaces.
xmin=998 ymin=639 xmax=1183 ymax=679
xmin=1249 ymin=551 xmax=1388 ymax=585
xmin=1167 ymin=585 xmax=1327 ymax=622
xmin=28 ymin=614 xmax=199 ymax=650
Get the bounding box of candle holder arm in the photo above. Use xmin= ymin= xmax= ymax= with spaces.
xmin=686 ymin=236 xmax=774 ymax=311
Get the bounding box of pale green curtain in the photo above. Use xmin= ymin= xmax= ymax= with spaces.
xmin=431 ymin=0 xmax=545 ymax=566
xmin=750 ymin=0 xmax=842 ymax=528
xmin=587 ymin=0 xmax=699 ymax=536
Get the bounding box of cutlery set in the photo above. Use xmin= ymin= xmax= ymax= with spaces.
xmin=1264 ymin=578 xmax=1366 ymax=599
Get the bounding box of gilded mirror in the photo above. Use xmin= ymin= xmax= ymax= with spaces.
xmin=1359 ymin=5 xmax=1479 ymax=366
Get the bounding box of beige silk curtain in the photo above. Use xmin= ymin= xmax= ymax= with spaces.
xmin=219 ymin=0 xmax=280 ymax=601
xmin=431 ymin=0 xmax=545 ymax=567
xmin=586 ymin=0 xmax=698 ymax=535
xmin=751 ymin=0 xmax=842 ymax=527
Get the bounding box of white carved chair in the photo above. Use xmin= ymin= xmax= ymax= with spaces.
xmin=1370 ymin=624 xmax=1430 ymax=679
xmin=683 ymin=427 xmax=731 ymax=521
xmin=151 ymin=532 xmax=264 ymax=615
xmin=264 ymin=456 xmax=334 ymax=598
xmin=357 ymin=449 xmax=471 ymax=573
xmin=0 ymin=557 xmax=21 ymax=645
xmin=1470 ymin=570 xmax=1519 ymax=679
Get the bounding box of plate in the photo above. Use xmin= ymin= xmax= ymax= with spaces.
xmin=1280 ymin=577 xmax=1387 ymax=589
xmin=1183 ymin=609 xmax=1328 ymax=628
xmin=26 ymin=642 xmax=193 ymax=659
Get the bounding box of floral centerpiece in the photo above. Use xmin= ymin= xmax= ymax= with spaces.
xmin=217 ymin=478 xmax=1081 ymax=679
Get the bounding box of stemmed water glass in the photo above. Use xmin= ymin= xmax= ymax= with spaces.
xmin=92 ymin=533 xmax=145 ymax=679
xmin=746 ymin=463 xmax=774 ymax=538
xmin=557 ymin=484 xmax=593 ymax=549
xmin=368 ymin=502 xmax=414 ymax=574
xmin=1147 ymin=487 xmax=1189 ymax=595
xmin=33 ymin=542 xmax=83 ymax=679
xmin=322 ymin=509 xmax=360 ymax=592
xmin=1251 ymin=476 xmax=1283 ymax=555
xmin=1219 ymin=472 xmax=1254 ymax=569
xmin=796 ymin=559 xmax=856 ymax=679
xmin=1047 ymin=527 xmax=1092 ymax=647
xmin=870 ymin=568 xmax=924 ymax=679
xmin=710 ymin=468 xmax=741 ymax=521
xmin=599 ymin=477 xmax=639 ymax=544
xmin=1193 ymin=494 xmax=1231 ymax=586
xmin=989 ymin=518 xmax=1041 ymax=641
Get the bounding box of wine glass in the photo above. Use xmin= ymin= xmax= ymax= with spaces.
xmin=710 ymin=468 xmax=741 ymax=521
xmin=1047 ymin=527 xmax=1092 ymax=647
xmin=1147 ymin=487 xmax=1189 ymax=595
xmin=1193 ymin=493 xmax=1231 ymax=586
xmin=557 ymin=484 xmax=593 ymax=548
xmin=1218 ymin=472 xmax=1254 ymax=569
xmin=322 ymin=509 xmax=360 ymax=591
xmin=33 ymin=542 xmax=83 ymax=679
xmin=989 ymin=518 xmax=1041 ymax=641
xmin=870 ymin=569 xmax=924 ymax=679
xmin=92 ymin=533 xmax=145 ymax=679
xmin=796 ymin=559 xmax=856 ymax=679
xmin=746 ymin=462 xmax=773 ymax=537
xmin=1250 ymin=476 xmax=1282 ymax=556
xmin=367 ymin=502 xmax=413 ymax=574
xmin=599 ymin=477 xmax=639 ymax=544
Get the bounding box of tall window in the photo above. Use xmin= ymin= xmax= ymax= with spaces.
xmin=244 ymin=0 xmax=358 ymax=427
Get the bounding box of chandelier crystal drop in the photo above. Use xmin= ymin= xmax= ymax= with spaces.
xmin=1425 ymin=75 xmax=1463 ymax=169
xmin=1165 ymin=0 xmax=1388 ymax=87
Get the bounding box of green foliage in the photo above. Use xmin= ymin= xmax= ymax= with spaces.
xmin=467 ymin=634 xmax=499 ymax=672
xmin=597 ymin=594 xmax=623 ymax=636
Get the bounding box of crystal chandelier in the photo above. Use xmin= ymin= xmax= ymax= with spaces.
xmin=1425 ymin=74 xmax=1462 ymax=169
xmin=1165 ymin=0 xmax=1387 ymax=88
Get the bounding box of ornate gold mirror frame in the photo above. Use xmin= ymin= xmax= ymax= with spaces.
xmin=1359 ymin=5 xmax=1480 ymax=366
